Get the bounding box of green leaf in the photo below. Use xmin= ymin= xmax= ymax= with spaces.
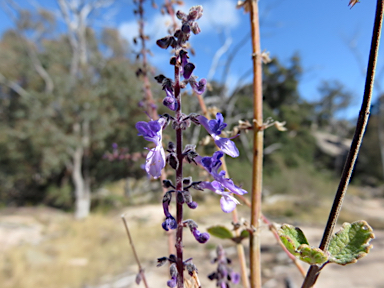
xmin=240 ymin=229 xmax=250 ymax=239
xmin=207 ymin=226 xmax=233 ymax=239
xmin=328 ymin=220 xmax=375 ymax=265
xmin=298 ymin=244 xmax=328 ymax=265
xmin=278 ymin=224 xmax=309 ymax=256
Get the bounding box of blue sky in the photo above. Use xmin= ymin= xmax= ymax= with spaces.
xmin=0 ymin=0 xmax=381 ymax=119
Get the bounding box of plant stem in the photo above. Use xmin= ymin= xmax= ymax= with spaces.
xmin=174 ymin=65 xmax=184 ymax=288
xmin=121 ymin=215 xmax=149 ymax=288
xmin=301 ymin=1 xmax=383 ymax=287
xmin=137 ymin=0 xmax=157 ymax=120
xmin=221 ymin=158 xmax=250 ymax=288
xmin=249 ymin=0 xmax=264 ymax=287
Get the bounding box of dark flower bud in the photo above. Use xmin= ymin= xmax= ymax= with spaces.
xmin=188 ymin=113 xmax=201 ymax=125
xmin=170 ymin=263 xmax=178 ymax=277
xmin=176 ymin=10 xmax=187 ymax=21
xmin=183 ymin=177 xmax=192 ymax=186
xmin=154 ymin=74 xmax=166 ymax=83
xmin=167 ymin=141 xmax=176 ymax=152
xmin=183 ymin=191 xmax=192 ymax=203
xmin=157 ymin=36 xmax=174 ymax=49
xmin=163 ymin=179 xmax=175 ymax=189
xmin=157 ymin=257 xmax=168 ymax=267
xmin=208 ymin=272 xmax=218 ymax=280
xmin=181 ymin=23 xmax=191 ymax=34
xmin=174 ymin=29 xmax=182 ymax=39
xmin=188 ymin=5 xmax=203 ymax=21
xmin=163 ymin=191 xmax=172 ymax=204
xmin=185 ymin=262 xmax=198 ymax=277
xmin=135 ymin=272 xmax=142 ymax=285
xmin=190 ymin=181 xmax=204 ymax=191
xmin=167 ymin=153 xmax=179 ymax=170
xmin=170 ymin=56 xmax=177 ymax=65
xmin=191 ymin=22 xmax=201 ymax=35
xmin=183 ymin=63 xmax=195 ymax=79
xmin=168 ymin=254 xmax=177 ymax=263
xmin=180 ymin=117 xmax=191 ymax=130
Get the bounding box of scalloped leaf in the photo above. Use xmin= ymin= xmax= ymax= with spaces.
xmin=298 ymin=244 xmax=328 ymax=265
xmin=207 ymin=225 xmax=233 ymax=239
xmin=278 ymin=224 xmax=309 ymax=256
xmin=328 ymin=220 xmax=375 ymax=265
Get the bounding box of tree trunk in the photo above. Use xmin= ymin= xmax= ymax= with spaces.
xmin=72 ymin=144 xmax=90 ymax=219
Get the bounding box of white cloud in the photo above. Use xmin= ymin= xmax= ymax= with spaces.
xmin=118 ymin=21 xmax=139 ymax=44
xmin=184 ymin=0 xmax=240 ymax=32
xmin=118 ymin=0 xmax=240 ymax=45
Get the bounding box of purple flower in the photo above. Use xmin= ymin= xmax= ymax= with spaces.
xmin=189 ymin=77 xmax=206 ymax=95
xmin=199 ymin=181 xmax=240 ymax=213
xmin=136 ymin=117 xmax=166 ymax=179
xmin=191 ymin=227 xmax=210 ymax=243
xmin=167 ymin=275 xmax=177 ymax=288
xmin=197 ymin=113 xmax=239 ymax=157
xmin=194 ymin=151 xmax=247 ymax=213
xmin=161 ymin=192 xmax=177 ymax=231
xmin=180 ymin=50 xmax=195 ymax=80
xmin=163 ymin=85 xmax=178 ymax=111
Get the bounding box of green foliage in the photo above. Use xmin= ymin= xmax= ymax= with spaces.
xmin=0 ymin=9 xmax=147 ymax=206
xmin=278 ymin=224 xmax=309 ymax=257
xmin=279 ymin=221 xmax=374 ymax=266
xmin=328 ymin=221 xmax=375 ymax=265
xmin=207 ymin=225 xmax=234 ymax=239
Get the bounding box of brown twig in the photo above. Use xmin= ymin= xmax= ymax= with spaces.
xmin=248 ymin=0 xmax=264 ymax=287
xmin=221 ymin=158 xmax=250 ymax=288
xmin=121 ymin=215 xmax=149 ymax=288
xmin=260 ymin=215 xmax=306 ymax=277
xmin=301 ymin=1 xmax=384 ymax=287
xmin=237 ymin=195 xmax=306 ymax=277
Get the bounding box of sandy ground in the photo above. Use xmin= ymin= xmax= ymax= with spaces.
xmin=0 ymin=197 xmax=383 ymax=288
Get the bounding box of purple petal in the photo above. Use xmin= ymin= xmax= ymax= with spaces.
xmin=162 ymin=216 xmax=177 ymax=231
xmin=214 ymin=138 xmax=239 ymax=158
xmin=183 ymin=63 xmax=195 ymax=79
xmin=220 ymin=195 xmax=237 ymax=213
xmin=163 ymin=96 xmax=178 ymax=111
xmin=219 ymin=178 xmax=247 ymax=196
xmin=196 ymin=115 xmax=213 ymax=135
xmin=208 ymin=113 xmax=227 ymax=135
xmin=145 ymin=146 xmax=165 ymax=178
xmin=231 ymin=272 xmax=241 ymax=284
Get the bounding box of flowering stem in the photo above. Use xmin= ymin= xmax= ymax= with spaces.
xmin=301 ymin=0 xmax=383 ymax=287
xmin=174 ymin=65 xmax=184 ymax=288
xmin=249 ymin=0 xmax=264 ymax=287
xmin=121 ymin=215 xmax=149 ymax=288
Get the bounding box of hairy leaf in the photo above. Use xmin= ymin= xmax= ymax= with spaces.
xmin=328 ymin=220 xmax=374 ymax=265
xmin=278 ymin=224 xmax=309 ymax=256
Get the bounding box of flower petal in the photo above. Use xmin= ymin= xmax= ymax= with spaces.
xmin=145 ymin=146 xmax=165 ymax=179
xmin=220 ymin=195 xmax=237 ymax=213
xmin=214 ymin=138 xmax=239 ymax=158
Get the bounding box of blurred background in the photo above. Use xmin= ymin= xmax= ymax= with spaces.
xmin=0 ymin=0 xmax=383 ymax=287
